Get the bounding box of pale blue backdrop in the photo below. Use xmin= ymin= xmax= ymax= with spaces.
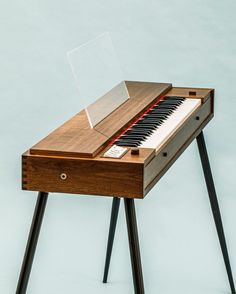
xmin=0 ymin=0 xmax=235 ymax=293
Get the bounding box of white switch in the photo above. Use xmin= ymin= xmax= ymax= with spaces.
xmin=103 ymin=145 xmax=128 ymax=159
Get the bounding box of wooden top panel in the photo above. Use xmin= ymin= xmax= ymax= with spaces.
xmin=30 ymin=110 xmax=109 ymax=158
xmin=30 ymin=81 xmax=172 ymax=158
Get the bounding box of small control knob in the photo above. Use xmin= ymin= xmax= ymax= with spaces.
xmin=131 ymin=147 xmax=139 ymax=155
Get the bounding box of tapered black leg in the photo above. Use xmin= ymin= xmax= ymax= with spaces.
xmin=103 ymin=197 xmax=120 ymax=283
xmin=124 ymin=198 xmax=145 ymax=294
xmin=16 ymin=192 xmax=49 ymax=294
xmin=197 ymin=131 xmax=235 ymax=294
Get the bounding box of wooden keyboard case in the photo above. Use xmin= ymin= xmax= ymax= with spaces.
xmin=22 ymin=81 xmax=214 ymax=198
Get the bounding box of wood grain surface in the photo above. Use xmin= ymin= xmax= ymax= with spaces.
xmin=23 ymin=83 xmax=214 ymax=198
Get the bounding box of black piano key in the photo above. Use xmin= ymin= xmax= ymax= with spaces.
xmin=162 ymin=104 xmax=180 ymax=108
xmin=153 ymin=105 xmax=173 ymax=110
xmin=143 ymin=114 xmax=166 ymax=119
xmin=155 ymin=110 xmax=174 ymax=115
xmin=152 ymin=109 xmax=173 ymax=115
xmin=116 ymin=140 xmax=141 ymax=145
xmin=143 ymin=119 xmax=164 ymax=124
xmin=117 ymin=130 xmax=153 ymax=145
xmin=160 ymin=100 xmax=182 ymax=106
xmin=138 ymin=120 xmax=162 ymax=126
xmin=117 ymin=136 xmax=141 ymax=141
xmin=120 ymin=135 xmax=147 ymax=140
xmin=117 ymin=136 xmax=142 ymax=142
xmin=161 ymin=101 xmax=182 ymax=107
xmin=116 ymin=140 xmax=142 ymax=146
xmin=159 ymin=99 xmax=181 ymax=104
xmin=125 ymin=130 xmax=153 ymax=136
xmin=139 ymin=120 xmax=163 ymax=125
xmin=115 ymin=142 xmax=139 ymax=147
xmin=131 ymin=125 xmax=157 ymax=130
xmin=138 ymin=117 xmax=165 ymax=125
xmin=148 ymin=108 xmax=170 ymax=114
xmin=138 ymin=117 xmax=163 ymax=122
xmin=127 ymin=132 xmax=152 ymax=138
xmin=146 ymin=112 xmax=168 ymax=118
xmin=121 ymin=133 xmax=147 ymax=137
xmin=129 ymin=126 xmax=153 ymax=131
xmin=144 ymin=111 xmax=163 ymax=115
xmin=156 ymin=105 xmax=178 ymax=110
xmin=136 ymin=125 xmax=159 ymax=130
xmin=165 ymin=96 xmax=185 ymax=101
xmin=126 ymin=128 xmax=152 ymax=133
xmin=145 ymin=111 xmax=167 ymax=115
xmin=142 ymin=114 xmax=165 ymax=118
xmin=133 ymin=126 xmax=158 ymax=132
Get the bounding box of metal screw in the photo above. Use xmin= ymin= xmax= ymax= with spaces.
xmin=60 ymin=173 xmax=67 ymax=180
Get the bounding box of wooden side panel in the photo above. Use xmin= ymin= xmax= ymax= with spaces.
xmin=144 ymin=93 xmax=213 ymax=195
xmin=22 ymin=155 xmax=144 ymax=198
xmin=22 ymin=156 xmax=28 ymax=190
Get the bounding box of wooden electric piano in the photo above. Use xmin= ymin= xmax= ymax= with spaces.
xmin=16 ymin=81 xmax=235 ymax=294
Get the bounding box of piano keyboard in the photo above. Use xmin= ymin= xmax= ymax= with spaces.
xmin=114 ymin=96 xmax=201 ymax=151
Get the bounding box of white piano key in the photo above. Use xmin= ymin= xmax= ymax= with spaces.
xmin=140 ymin=98 xmax=201 ymax=151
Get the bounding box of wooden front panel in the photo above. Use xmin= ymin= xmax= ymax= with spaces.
xmin=22 ymin=154 xmax=145 ymax=198
xmin=144 ymin=94 xmax=213 ymax=195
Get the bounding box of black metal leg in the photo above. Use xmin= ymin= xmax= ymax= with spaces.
xmin=103 ymin=197 xmax=120 ymax=283
xmin=124 ymin=198 xmax=145 ymax=294
xmin=197 ymin=131 xmax=235 ymax=294
xmin=16 ymin=192 xmax=49 ymax=294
